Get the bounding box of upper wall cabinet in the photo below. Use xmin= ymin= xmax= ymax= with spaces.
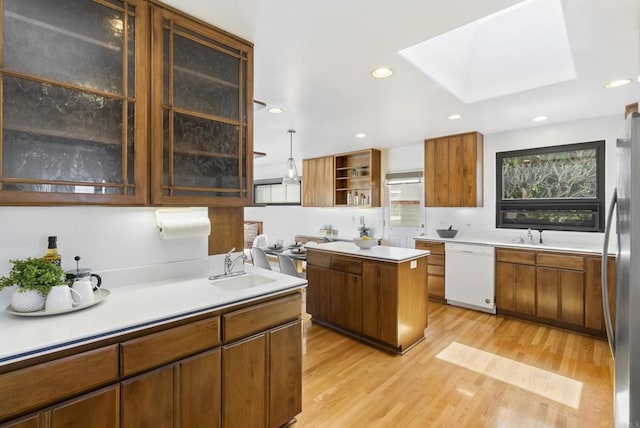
xmin=150 ymin=6 xmax=253 ymax=206
xmin=302 ymin=156 xmax=334 ymax=207
xmin=302 ymin=149 xmax=381 ymax=208
xmin=0 ymin=0 xmax=149 ymax=205
xmin=424 ymin=132 xmax=483 ymax=207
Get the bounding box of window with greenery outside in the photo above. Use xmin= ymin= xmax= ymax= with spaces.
xmin=496 ymin=140 xmax=605 ymax=232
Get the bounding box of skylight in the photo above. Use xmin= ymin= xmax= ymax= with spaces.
xmin=398 ymin=0 xmax=576 ymax=103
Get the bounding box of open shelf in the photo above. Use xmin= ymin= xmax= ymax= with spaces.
xmin=333 ymin=149 xmax=381 ymax=207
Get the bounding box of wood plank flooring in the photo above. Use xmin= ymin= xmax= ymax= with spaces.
xmin=297 ymin=302 xmax=613 ymax=427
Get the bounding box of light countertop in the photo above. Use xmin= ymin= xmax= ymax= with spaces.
xmin=414 ymin=235 xmax=611 ymax=255
xmin=307 ymin=241 xmax=429 ymax=262
xmin=0 ymin=264 xmax=306 ymax=366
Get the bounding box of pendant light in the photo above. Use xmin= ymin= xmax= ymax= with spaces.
xmin=282 ymin=129 xmax=300 ymax=185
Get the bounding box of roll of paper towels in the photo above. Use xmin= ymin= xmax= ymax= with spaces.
xmin=159 ymin=217 xmax=211 ymax=240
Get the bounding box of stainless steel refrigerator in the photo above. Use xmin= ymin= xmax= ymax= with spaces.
xmin=602 ymin=111 xmax=640 ymax=427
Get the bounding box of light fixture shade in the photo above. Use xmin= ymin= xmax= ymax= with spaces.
xmin=282 ymin=157 xmax=299 ymax=185
xmin=282 ymin=129 xmax=300 ymax=185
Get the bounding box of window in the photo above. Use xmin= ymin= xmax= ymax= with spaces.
xmin=496 ymin=140 xmax=605 ymax=232
xmin=387 ymin=172 xmax=423 ymax=227
xmin=253 ymin=179 xmax=301 ymax=205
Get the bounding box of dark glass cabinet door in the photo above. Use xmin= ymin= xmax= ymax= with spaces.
xmin=0 ymin=0 xmax=148 ymax=204
xmin=151 ymin=7 xmax=253 ymax=206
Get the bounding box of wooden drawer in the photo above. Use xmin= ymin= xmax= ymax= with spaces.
xmin=427 ymin=264 xmax=444 ymax=276
xmin=306 ymin=250 xmax=331 ymax=268
xmin=427 ymin=254 xmax=444 ymax=266
xmin=331 ymin=256 xmax=362 ymax=275
xmin=121 ymin=317 xmax=220 ymax=377
xmin=0 ymin=345 xmax=118 ymax=421
xmin=537 ymin=252 xmax=584 ymax=270
xmin=496 ymin=248 xmax=536 ymax=265
xmin=415 ymin=241 xmax=444 ymax=255
xmin=223 ymin=293 xmax=302 ymax=342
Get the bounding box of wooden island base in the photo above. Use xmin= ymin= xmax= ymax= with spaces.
xmin=305 ymin=244 xmax=429 ymax=355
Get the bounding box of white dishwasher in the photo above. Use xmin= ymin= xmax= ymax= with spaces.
xmin=444 ymin=243 xmax=496 ymax=314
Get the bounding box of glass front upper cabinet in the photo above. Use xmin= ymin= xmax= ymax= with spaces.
xmin=150 ymin=7 xmax=254 ymax=206
xmin=0 ymin=0 xmax=148 ymax=204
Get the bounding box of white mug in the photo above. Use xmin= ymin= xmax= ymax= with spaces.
xmin=71 ymin=278 xmax=95 ymax=305
xmin=45 ymin=285 xmax=83 ymax=312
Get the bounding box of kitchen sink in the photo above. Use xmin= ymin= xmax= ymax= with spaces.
xmin=210 ymin=273 xmax=276 ymax=290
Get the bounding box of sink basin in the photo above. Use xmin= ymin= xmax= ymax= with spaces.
xmin=211 ymin=273 xmax=276 ymax=291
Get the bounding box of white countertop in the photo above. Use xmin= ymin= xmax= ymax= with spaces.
xmin=414 ymin=235 xmax=611 ymax=255
xmin=308 ymin=241 xmax=429 ymax=262
xmin=0 ymin=264 xmax=306 ymax=366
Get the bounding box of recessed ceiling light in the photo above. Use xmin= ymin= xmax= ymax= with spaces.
xmin=268 ymin=107 xmax=284 ymax=114
xmin=604 ymin=79 xmax=632 ymax=89
xmin=532 ymin=115 xmax=549 ymax=122
xmin=371 ymin=67 xmax=393 ymax=79
xmin=447 ymin=114 xmax=462 ymax=120
xmin=355 ymin=133 xmax=367 ymax=138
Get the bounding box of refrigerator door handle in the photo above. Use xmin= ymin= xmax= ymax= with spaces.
xmin=602 ymin=188 xmax=617 ymax=355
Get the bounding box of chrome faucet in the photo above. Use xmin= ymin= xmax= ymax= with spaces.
xmin=209 ymin=248 xmax=246 ymax=280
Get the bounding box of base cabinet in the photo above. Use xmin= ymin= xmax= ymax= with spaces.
xmin=414 ymin=241 xmax=445 ymax=302
xmin=222 ymin=320 xmax=302 ymax=428
xmin=495 ymin=247 xmax=615 ymax=337
xmin=0 ymin=292 xmax=303 ymax=428
xmin=3 ymin=386 xmax=120 ymax=428
xmin=222 ymin=334 xmax=266 ymax=427
xmin=306 ymin=249 xmax=427 ymax=353
xmin=121 ymin=365 xmax=174 ymax=428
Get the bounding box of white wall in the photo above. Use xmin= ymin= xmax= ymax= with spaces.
xmin=248 ymin=114 xmax=624 ymax=248
xmin=0 ymin=206 xmax=209 ymax=277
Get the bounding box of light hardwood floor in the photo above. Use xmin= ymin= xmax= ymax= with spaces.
xmin=297 ymin=302 xmax=613 ymax=427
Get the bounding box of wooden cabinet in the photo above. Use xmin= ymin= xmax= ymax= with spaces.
xmin=121 ymin=365 xmax=174 ymax=427
xmin=584 ymin=256 xmax=616 ymax=331
xmin=0 ymin=1 xmax=254 ymax=207
xmin=222 ymin=334 xmax=266 ymax=427
xmin=0 ymin=0 xmax=149 ymax=205
xmin=414 ymin=240 xmax=445 ymax=302
xmin=334 ymin=149 xmax=381 ymax=207
xmin=495 ymin=248 xmax=537 ymax=315
xmin=0 ymin=291 xmax=303 ymax=427
xmin=495 ymin=247 xmax=615 ymax=337
xmin=306 ymin=249 xmax=428 ymax=353
xmin=302 ymin=156 xmax=334 ymax=207
xmin=3 ymin=386 xmax=120 ymax=428
xmin=150 ymin=6 xmax=253 ymax=206
xmin=330 ymin=270 xmax=363 ymax=333
xmin=221 ymin=294 xmax=302 ymax=427
xmin=424 ymin=132 xmax=483 ymax=207
xmin=268 ymin=322 xmax=303 ymax=428
xmin=302 ymin=148 xmax=381 ymax=208
xmin=121 ymin=348 xmax=221 ymax=427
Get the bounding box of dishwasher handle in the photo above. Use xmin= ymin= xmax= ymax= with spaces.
xmin=445 ymin=243 xmax=495 ymax=256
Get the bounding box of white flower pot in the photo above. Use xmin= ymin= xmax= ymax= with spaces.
xmin=11 ymin=289 xmax=45 ymax=312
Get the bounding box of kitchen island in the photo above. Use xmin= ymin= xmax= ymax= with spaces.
xmin=305 ymin=242 xmax=429 ymax=354
xmin=0 ymin=259 xmax=306 ymax=427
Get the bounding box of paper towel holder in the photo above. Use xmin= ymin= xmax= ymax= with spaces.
xmin=155 ymin=208 xmax=191 ymax=231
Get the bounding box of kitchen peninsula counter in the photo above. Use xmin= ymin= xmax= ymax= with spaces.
xmin=0 ymin=263 xmax=305 ymax=366
xmin=305 ymin=243 xmax=429 ymax=354
xmin=0 ymin=257 xmax=307 ymax=426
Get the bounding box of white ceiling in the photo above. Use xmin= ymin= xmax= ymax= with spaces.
xmin=161 ymin=0 xmax=640 ymax=170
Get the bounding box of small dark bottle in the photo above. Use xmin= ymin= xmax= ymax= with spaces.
xmin=43 ymin=236 xmax=62 ymax=267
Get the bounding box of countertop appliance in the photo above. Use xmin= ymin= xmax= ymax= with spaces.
xmin=444 ymin=243 xmax=495 ymax=314
xmin=602 ymin=111 xmax=640 ymax=427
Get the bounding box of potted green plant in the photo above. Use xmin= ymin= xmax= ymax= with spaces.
xmin=0 ymin=258 xmax=66 ymax=312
